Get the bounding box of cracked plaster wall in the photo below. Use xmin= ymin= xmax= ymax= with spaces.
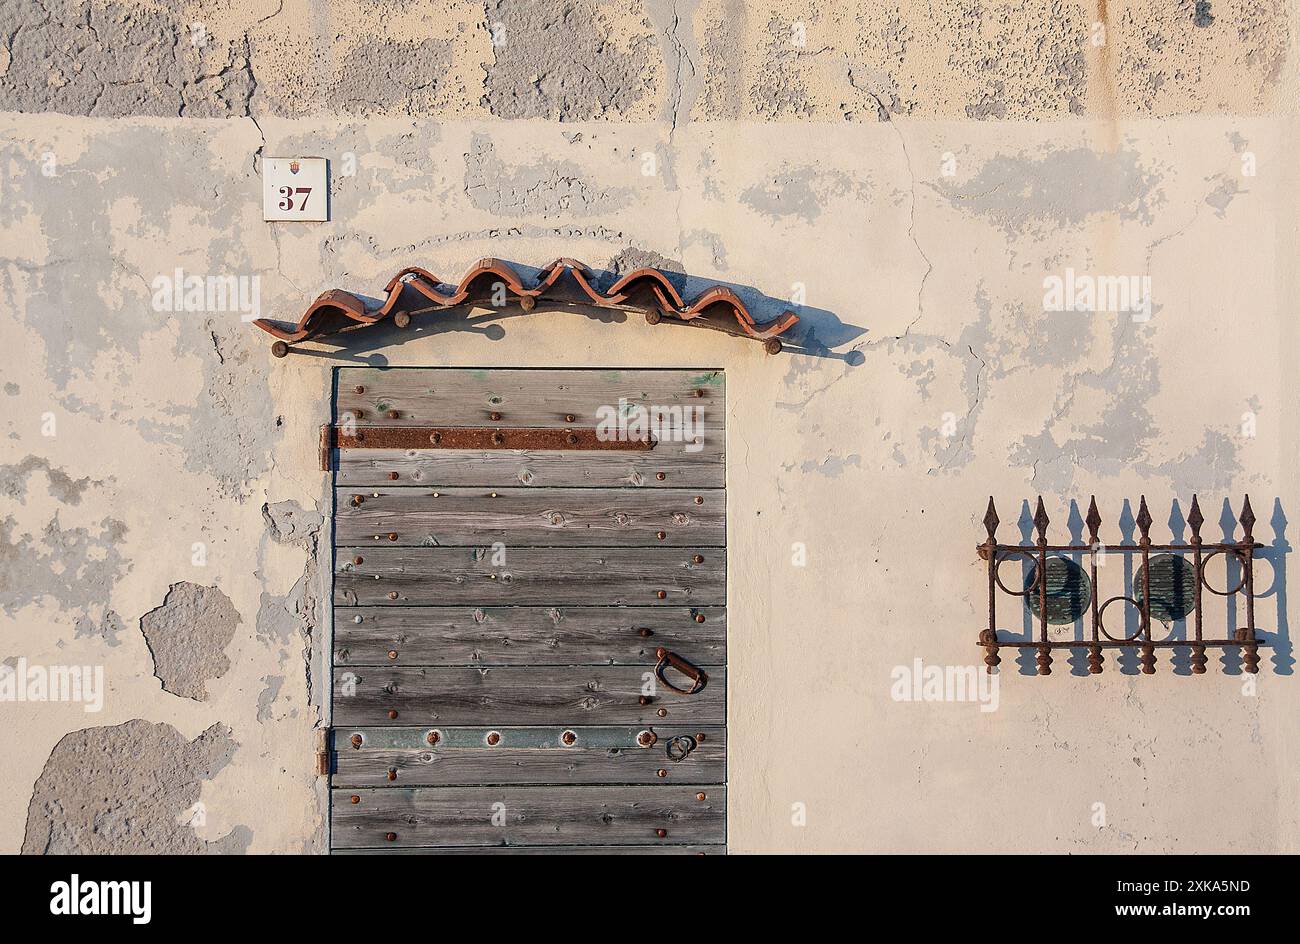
xmin=0 ymin=1 xmax=1298 ymax=853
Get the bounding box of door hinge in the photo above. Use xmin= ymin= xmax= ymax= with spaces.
xmin=315 ymin=728 xmax=331 ymax=776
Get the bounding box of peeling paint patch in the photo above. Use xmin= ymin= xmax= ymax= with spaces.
xmin=465 ymin=134 xmax=629 ymax=217
xmin=936 ymin=148 xmax=1160 ymax=235
xmin=0 ymin=456 xmax=97 ymax=505
xmin=263 ymin=500 xmax=324 ymax=546
xmin=482 ymin=0 xmax=656 ymax=119
xmin=0 ymin=2 xmax=254 ymax=117
xmin=256 ymin=675 xmax=283 ymax=722
xmin=22 ymin=720 xmax=248 ymax=854
xmin=139 ymin=583 xmax=240 ymax=702
xmin=0 ymin=515 xmax=129 ymax=617
xmin=334 ymin=38 xmax=453 ymax=116
xmin=741 ymin=165 xmax=866 ymax=223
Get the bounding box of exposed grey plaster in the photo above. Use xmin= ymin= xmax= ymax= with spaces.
xmin=74 ymin=608 xmax=124 ymax=647
xmin=799 ymin=454 xmax=861 ymax=477
xmin=262 ymin=500 xmax=324 ymax=545
xmin=22 ymin=720 xmax=247 ymax=854
xmin=752 ymin=15 xmax=814 ymax=118
xmin=741 ymin=164 xmax=867 ymax=223
xmin=0 ymin=456 xmax=96 ymax=505
xmin=0 ymin=0 xmax=254 ymax=117
xmin=139 ymin=582 xmax=240 ymax=701
xmin=698 ymin=0 xmax=746 ymax=119
xmin=0 ymin=515 xmax=129 ymax=617
xmin=333 ymin=38 xmax=453 ymax=117
xmin=935 ymin=147 xmax=1161 ymax=236
xmin=481 ymin=0 xmax=655 ymax=119
xmin=464 ymin=133 xmax=631 ymax=217
xmin=3 ymin=383 xmax=18 ymax=395
xmin=644 ymin=0 xmax=702 ymax=127
xmin=257 ymin=499 xmax=322 ymax=709
xmin=1204 ymin=175 xmax=1241 ymax=217
xmin=0 ymin=126 xmax=280 ymax=497
xmin=256 ymin=674 xmax=283 ymax=722
xmin=681 ymin=229 xmax=728 ymax=271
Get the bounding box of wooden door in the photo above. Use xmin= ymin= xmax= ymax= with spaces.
xmin=325 ymin=368 xmax=727 ymax=854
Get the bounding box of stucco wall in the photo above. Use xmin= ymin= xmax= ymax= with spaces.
xmin=1 ymin=0 xmax=1297 ymax=853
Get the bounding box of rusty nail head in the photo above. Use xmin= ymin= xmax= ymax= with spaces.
xmin=490 ymin=411 xmax=502 ymax=421
xmin=486 ymin=731 xmax=501 ymax=746
xmin=639 ymin=695 xmax=651 ymax=706
xmin=388 ymin=472 xmax=399 ymax=480
xmin=430 ymin=432 xmax=442 ymax=444
xmin=657 ymin=769 xmax=667 ymax=778
xmin=566 ymin=433 xmax=578 ymax=445
xmin=387 ymin=410 xmax=400 ymax=419
xmin=387 ymin=591 xmax=399 ymax=600
xmin=353 ymin=555 xmax=364 ymax=565
xmin=351 ymin=734 xmax=363 ymax=748
xmin=656 ymin=531 xmax=667 ymax=540
xmin=695 ymin=613 xmax=705 ymax=623
xmin=656 ymin=472 xmax=666 ymax=481
xmin=695 ymin=388 xmax=705 ymax=397
xmin=656 ymin=590 xmax=667 ymax=599
xmin=387 ymin=709 xmax=399 ymax=720
xmin=491 ymin=432 xmax=505 ymax=445
xmin=385 ymin=832 xmax=397 ymax=842
xmin=387 ymin=650 xmax=397 ymax=660
xmin=388 ymin=532 xmax=398 ymax=541
xmin=565 ymin=414 xmax=576 ymax=423
xmin=656 ymin=828 xmax=667 ymax=839
xmin=695 ymin=733 xmax=706 ymax=741
xmin=354 ymin=385 xmax=365 ymax=394
xmin=636 ymin=730 xmax=656 ymax=747
xmin=693 ymin=496 xmax=703 ymax=505
xmin=350 ymin=795 xmax=360 ymax=804
xmin=657 ymin=708 xmax=668 ymax=717
xmin=696 ymin=792 xmax=706 ymax=801
xmin=638 ymin=628 xmax=653 ymax=637
xmin=351 ymin=495 xmax=364 ymax=506
xmin=426 ymin=730 xmax=441 ymax=746
xmin=693 ymin=554 xmax=704 ymax=564
xmin=561 ymin=730 xmax=577 ymax=745
xmin=386 ymin=768 xmax=397 ymax=781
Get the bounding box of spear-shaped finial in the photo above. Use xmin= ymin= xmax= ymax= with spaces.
xmin=1187 ymin=494 xmax=1204 ymax=541
xmin=1085 ymin=495 xmax=1102 ymax=545
xmin=983 ymin=496 xmax=999 ymax=543
xmin=1136 ymin=495 xmax=1153 ymax=542
xmin=1033 ymin=496 xmax=1050 ymax=545
xmin=1240 ymin=494 xmax=1256 ymax=543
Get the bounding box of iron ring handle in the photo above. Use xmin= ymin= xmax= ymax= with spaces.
xmin=654 ymin=648 xmax=708 ymax=695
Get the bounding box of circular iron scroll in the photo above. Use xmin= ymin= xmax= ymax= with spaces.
xmin=1199 ymin=548 xmax=1248 ymax=597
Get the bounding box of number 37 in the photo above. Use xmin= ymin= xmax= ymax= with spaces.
xmin=277 ymin=186 xmax=312 ymax=211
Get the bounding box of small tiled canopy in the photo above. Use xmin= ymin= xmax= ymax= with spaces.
xmin=252 ymin=257 xmax=799 ymax=356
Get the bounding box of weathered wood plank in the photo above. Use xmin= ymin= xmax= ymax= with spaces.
xmin=336 ymin=368 xmax=725 ymax=436
xmin=334 ymin=487 xmax=725 ymax=547
xmin=333 ymin=547 xmax=725 ymax=606
xmin=333 ymin=844 xmax=726 ymax=855
xmin=335 ymin=606 xmax=726 ymax=666
xmin=332 ymin=666 xmax=726 ymax=726
xmin=334 ymin=448 xmax=725 ymax=488
xmin=331 ymin=785 xmax=726 ymax=848
xmin=330 ymin=725 xmax=726 ymax=787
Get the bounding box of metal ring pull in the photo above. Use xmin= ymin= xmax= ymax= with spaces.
xmin=666 ymin=735 xmax=698 ymax=762
xmin=654 ymin=648 xmax=708 ymax=695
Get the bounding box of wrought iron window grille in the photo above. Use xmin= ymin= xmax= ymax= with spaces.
xmin=977 ymin=495 xmax=1267 ymax=676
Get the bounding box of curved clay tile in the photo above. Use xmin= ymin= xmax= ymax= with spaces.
xmin=255 ymin=258 xmax=799 ymax=356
